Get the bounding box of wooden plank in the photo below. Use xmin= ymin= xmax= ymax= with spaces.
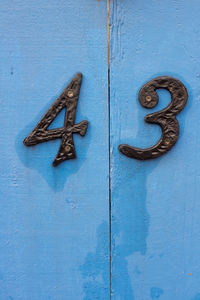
xmin=109 ymin=0 xmax=200 ymax=299
xmin=0 ymin=1 xmax=109 ymax=299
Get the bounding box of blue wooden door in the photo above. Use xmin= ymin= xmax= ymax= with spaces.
xmin=109 ymin=0 xmax=200 ymax=299
xmin=0 ymin=1 xmax=109 ymax=299
xmin=1 ymin=0 xmax=200 ymax=299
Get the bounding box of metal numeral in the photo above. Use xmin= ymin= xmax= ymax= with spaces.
xmin=119 ymin=76 xmax=188 ymax=160
xmin=23 ymin=73 xmax=88 ymax=166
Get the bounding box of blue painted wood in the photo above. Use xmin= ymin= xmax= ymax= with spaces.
xmin=109 ymin=0 xmax=200 ymax=299
xmin=2 ymin=1 xmax=200 ymax=299
xmin=0 ymin=1 xmax=109 ymax=299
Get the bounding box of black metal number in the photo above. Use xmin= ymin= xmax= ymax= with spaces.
xmin=119 ymin=76 xmax=188 ymax=160
xmin=23 ymin=73 xmax=88 ymax=167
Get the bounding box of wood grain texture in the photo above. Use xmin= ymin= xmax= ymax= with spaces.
xmin=0 ymin=1 xmax=109 ymax=299
xmin=109 ymin=0 xmax=200 ymax=299
xmin=2 ymin=1 xmax=200 ymax=299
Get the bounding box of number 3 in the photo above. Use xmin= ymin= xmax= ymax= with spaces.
xmin=119 ymin=76 xmax=188 ymax=160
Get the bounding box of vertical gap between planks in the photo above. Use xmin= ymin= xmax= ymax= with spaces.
xmin=107 ymin=0 xmax=112 ymax=299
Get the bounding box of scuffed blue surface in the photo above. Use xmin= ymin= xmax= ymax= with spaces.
xmin=109 ymin=0 xmax=200 ymax=299
xmin=191 ymin=294 xmax=200 ymax=300
xmin=150 ymin=287 xmax=164 ymax=299
xmin=80 ymin=222 xmax=110 ymax=300
xmin=0 ymin=0 xmax=109 ymax=299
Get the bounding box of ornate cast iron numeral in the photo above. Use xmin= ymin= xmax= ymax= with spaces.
xmin=119 ymin=76 xmax=188 ymax=160
xmin=23 ymin=73 xmax=88 ymax=167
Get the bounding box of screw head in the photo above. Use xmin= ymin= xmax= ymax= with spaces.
xmin=146 ymin=96 xmax=152 ymax=102
xmin=67 ymin=90 xmax=74 ymax=98
xmin=64 ymin=145 xmax=71 ymax=153
xmin=164 ymin=139 xmax=170 ymax=146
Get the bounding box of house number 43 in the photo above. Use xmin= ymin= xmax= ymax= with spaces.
xmin=24 ymin=73 xmax=188 ymax=166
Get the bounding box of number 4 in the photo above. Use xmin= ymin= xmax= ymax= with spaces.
xmin=23 ymin=73 xmax=88 ymax=167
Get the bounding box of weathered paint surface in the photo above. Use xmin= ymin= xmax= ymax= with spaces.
xmin=1 ymin=0 xmax=200 ymax=299
xmin=109 ymin=0 xmax=200 ymax=299
xmin=0 ymin=1 xmax=109 ymax=299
